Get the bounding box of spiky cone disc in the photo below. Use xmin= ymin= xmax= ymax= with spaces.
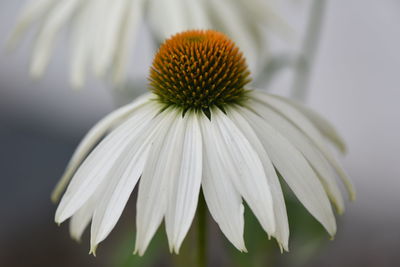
xmin=149 ymin=30 xmax=252 ymax=115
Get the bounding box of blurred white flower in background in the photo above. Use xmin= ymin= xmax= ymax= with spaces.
xmin=8 ymin=0 xmax=283 ymax=88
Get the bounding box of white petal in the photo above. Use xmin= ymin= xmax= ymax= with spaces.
xmin=252 ymin=91 xmax=355 ymax=201
xmin=51 ymin=94 xmax=151 ymax=203
xmin=7 ymin=0 xmax=55 ymax=48
xmin=88 ymin=0 xmax=108 ymax=71
xmin=112 ymin=0 xmax=145 ymax=84
xmin=92 ymin=0 xmax=132 ymax=77
xmin=228 ymin=108 xmax=289 ymax=251
xmin=55 ymin=101 xmax=159 ymax=223
xmin=270 ymin=94 xmax=347 ymax=154
xmin=30 ymin=0 xmax=81 ymax=77
xmin=199 ymin=113 xmax=246 ymax=252
xmin=134 ymin=109 xmax=182 ymax=256
xmin=90 ymin=108 xmax=175 ymax=253
xmin=242 ymin=108 xmax=336 ymax=236
xmin=212 ymin=109 xmax=275 ymax=236
xmin=69 ymin=1 xmax=92 ymax=89
xmin=165 ymin=112 xmax=202 ymax=253
xmin=69 ymin=188 xmax=104 ymax=242
xmin=271 ymin=95 xmax=347 ymax=153
xmin=250 ymin=100 xmax=345 ymax=214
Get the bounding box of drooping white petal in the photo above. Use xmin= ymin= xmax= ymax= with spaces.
xmin=252 ymin=91 xmax=355 ymax=201
xmin=69 ymin=1 xmax=92 ymax=89
xmin=88 ymin=0 xmax=108 ymax=70
xmin=165 ymin=112 xmax=202 ymax=253
xmin=51 ymin=94 xmax=151 ymax=203
xmin=228 ymin=107 xmax=289 ymax=251
xmin=94 ymin=0 xmax=138 ymax=76
xmin=92 ymin=0 xmax=129 ymax=77
xmin=69 ymin=206 xmax=92 ymax=242
xmin=69 ymin=187 xmax=104 ymax=242
xmin=112 ymin=0 xmax=145 ymax=84
xmin=7 ymin=0 xmax=55 ymax=48
xmin=249 ymin=100 xmax=345 ymax=214
xmin=90 ymin=108 xmax=175 ymax=253
xmin=55 ymin=101 xmax=159 ymax=223
xmin=242 ymin=108 xmax=336 ymax=236
xmin=199 ymin=113 xmax=246 ymax=252
xmin=134 ymin=109 xmax=182 ymax=256
xmin=212 ymin=109 xmax=276 ymax=237
xmin=30 ymin=0 xmax=81 ymax=78
xmin=269 ymin=94 xmax=347 ymax=154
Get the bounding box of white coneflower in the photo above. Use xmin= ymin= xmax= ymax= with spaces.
xmin=9 ymin=0 xmax=280 ymax=88
xmin=53 ymin=30 xmax=354 ymax=255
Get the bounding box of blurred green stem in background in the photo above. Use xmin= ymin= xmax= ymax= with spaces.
xmin=291 ymin=0 xmax=327 ymax=102
xmin=197 ymin=192 xmax=207 ymax=267
xmin=255 ymin=0 xmax=327 ymax=103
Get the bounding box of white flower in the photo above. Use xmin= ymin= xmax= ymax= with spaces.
xmin=9 ymin=0 xmax=280 ymax=88
xmin=53 ymin=30 xmax=354 ymax=255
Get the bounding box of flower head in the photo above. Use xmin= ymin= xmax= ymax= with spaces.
xmin=9 ymin=0 xmax=280 ymax=87
xmin=53 ymin=30 xmax=354 ymax=255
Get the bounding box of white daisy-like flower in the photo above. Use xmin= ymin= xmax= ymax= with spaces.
xmin=53 ymin=30 xmax=355 ymax=255
xmin=9 ymin=0 xmax=280 ymax=88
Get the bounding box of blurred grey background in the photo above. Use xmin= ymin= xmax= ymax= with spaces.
xmin=1 ymin=0 xmax=399 ymax=266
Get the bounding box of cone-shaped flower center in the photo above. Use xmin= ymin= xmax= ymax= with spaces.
xmin=149 ymin=30 xmax=251 ymax=113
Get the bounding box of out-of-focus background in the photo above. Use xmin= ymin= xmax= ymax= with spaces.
xmin=1 ymin=1 xmax=399 ymax=266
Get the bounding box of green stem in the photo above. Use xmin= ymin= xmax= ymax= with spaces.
xmin=291 ymin=0 xmax=327 ymax=102
xmin=197 ymin=192 xmax=207 ymax=267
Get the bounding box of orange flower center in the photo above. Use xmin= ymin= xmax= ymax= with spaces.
xmin=149 ymin=30 xmax=251 ymax=113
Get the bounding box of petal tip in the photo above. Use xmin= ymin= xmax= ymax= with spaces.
xmin=133 ymin=247 xmax=145 ymax=257
xmin=89 ymin=245 xmax=97 ymax=257
xmin=337 ymin=207 xmax=345 ymax=216
xmin=173 ymin=247 xmax=181 ymax=255
xmin=54 ymin=215 xmax=62 ymax=226
xmin=51 ymin=193 xmax=60 ymax=204
xmin=328 ymin=227 xmax=337 ymax=239
xmin=71 ymin=235 xmax=82 ymax=243
xmin=55 ymin=209 xmax=68 ymax=225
